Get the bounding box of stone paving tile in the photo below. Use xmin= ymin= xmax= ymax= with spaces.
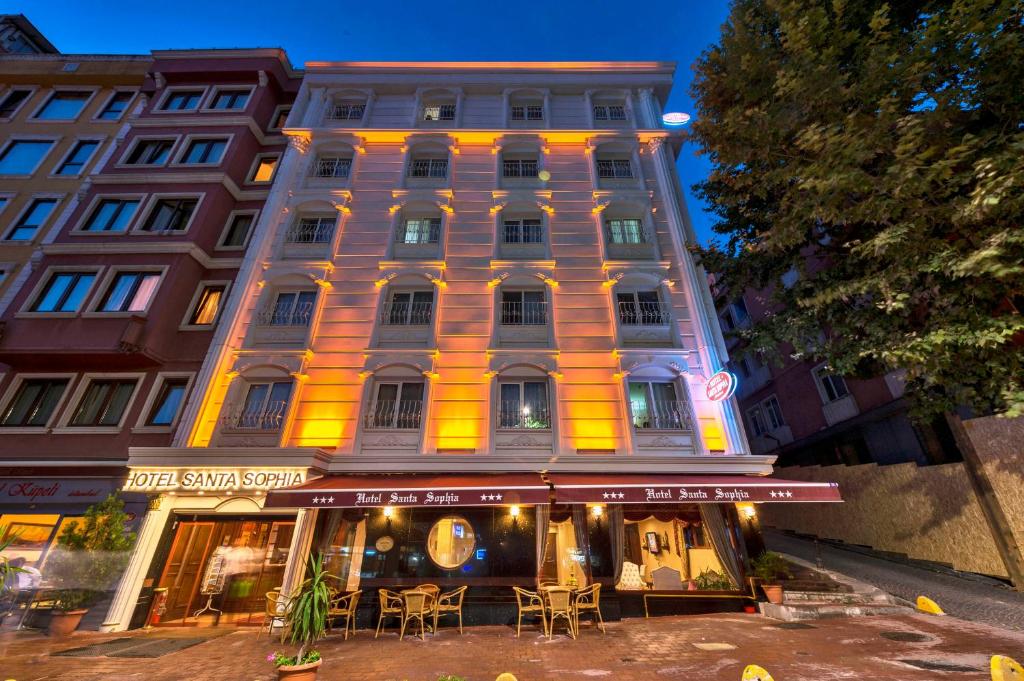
xmin=766 ymin=529 xmax=1024 ymax=632
xmin=2 ymin=612 xmax=1024 ymax=680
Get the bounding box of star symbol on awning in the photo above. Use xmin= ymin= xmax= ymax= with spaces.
xmin=480 ymin=494 xmax=489 ymax=501
xmin=769 ymin=491 xmax=777 ymax=498
xmin=312 ymin=496 xmax=322 ymax=504
xmin=495 ymin=493 xmax=503 ymax=501
xmin=785 ymin=490 xmax=793 ymax=498
xmin=327 ymin=496 xmax=335 ymax=504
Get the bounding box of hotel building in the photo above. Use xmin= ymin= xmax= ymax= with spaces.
xmin=109 ymin=62 xmax=839 ymax=630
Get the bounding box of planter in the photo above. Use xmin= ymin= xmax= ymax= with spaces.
xmin=761 ymin=584 xmax=784 ymax=605
xmin=48 ymin=609 xmax=88 ymax=637
xmin=277 ymin=659 xmax=322 ymax=681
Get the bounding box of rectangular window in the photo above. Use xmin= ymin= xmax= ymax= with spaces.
xmin=187 ymin=284 xmax=226 ymax=326
xmin=409 ymin=158 xmax=448 ymax=178
xmin=220 ymin=213 xmax=254 ymax=248
xmin=617 ymin=291 xmax=665 ymax=325
xmin=267 ymin=290 xmax=316 ymax=326
xmin=501 ymin=290 xmax=546 ymax=325
xmin=160 ymin=90 xmax=203 ymax=111
xmin=510 ymin=105 xmax=543 ymax=121
xmin=81 ymin=198 xmax=139 ymax=232
xmin=99 ymin=272 xmax=160 ymax=312
xmin=0 ymin=379 xmax=69 ymax=427
xmin=593 ymin=104 xmax=626 ymax=121
xmin=367 ymin=382 xmax=424 ymax=429
xmin=606 ymin=218 xmax=645 ymax=244
xmin=271 ymin=106 xmax=291 ymax=129
xmin=0 ymin=140 xmax=54 ymax=175
xmin=502 ymin=158 xmax=538 ymax=178
xmin=312 ymin=157 xmax=351 ymax=178
xmin=499 ymin=381 xmax=550 ymax=429
xmin=180 ymin=138 xmax=227 ymax=165
xmin=125 ymin=139 xmax=174 ymax=166
xmin=6 ymin=198 xmax=57 ymax=241
xmin=287 ymin=216 xmax=335 ymax=244
xmin=68 ymin=379 xmax=137 ymax=427
xmin=0 ymin=89 xmax=32 ymax=118
xmin=762 ymin=395 xmax=785 ymax=430
xmin=423 ymin=104 xmax=455 ymax=121
xmin=502 ymin=219 xmax=543 ymax=244
xmin=31 ymin=271 xmax=96 ymax=312
xmin=209 ymin=89 xmax=250 ymax=110
xmin=329 ymin=103 xmax=365 ymax=120
xmin=597 ymin=159 xmax=634 ymax=179
xmin=747 ymin=406 xmax=767 ymax=437
xmin=55 ymin=140 xmax=100 ymax=176
xmin=97 ymin=91 xmax=133 ymax=120
xmin=398 ymin=218 xmax=441 ymax=244
xmin=140 ymin=198 xmax=197 ymax=232
xmin=146 ymin=378 xmax=189 ymax=426
xmin=34 ymin=91 xmax=90 ymax=120
xmin=629 ymin=381 xmax=685 ymax=430
xmin=383 ymin=290 xmax=434 ymax=325
xmin=250 ymin=155 xmax=278 ymax=183
xmin=815 ymin=367 xmax=850 ymax=403
xmin=237 ymin=381 xmax=292 ymax=429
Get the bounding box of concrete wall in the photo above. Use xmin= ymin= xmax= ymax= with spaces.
xmin=967 ymin=415 xmax=1024 ymax=571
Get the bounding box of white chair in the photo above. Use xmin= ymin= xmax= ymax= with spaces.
xmin=616 ymin=561 xmax=645 ymax=590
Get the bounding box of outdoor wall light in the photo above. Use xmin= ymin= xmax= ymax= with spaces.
xmin=383 ymin=505 xmax=395 ymax=520
xmin=510 ymin=504 xmax=521 ymax=518
xmin=591 ymin=505 xmax=603 ymax=518
xmin=739 ymin=503 xmax=756 ymax=519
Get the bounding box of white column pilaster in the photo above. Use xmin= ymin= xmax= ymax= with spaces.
xmin=279 ymin=508 xmax=318 ymax=597
xmin=100 ymin=497 xmax=171 ymax=632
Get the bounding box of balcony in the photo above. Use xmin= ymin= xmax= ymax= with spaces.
xmin=498 ymin=300 xmax=549 ymax=346
xmin=325 ymin=103 xmax=365 ymax=125
xmin=822 ymin=393 xmax=859 ymax=426
xmin=282 ymin=221 xmax=334 ymax=260
xmin=360 ymin=400 xmax=423 ymax=453
xmin=617 ymin=301 xmax=672 ymax=347
xmin=248 ymin=303 xmax=313 ymax=347
xmin=498 ymin=222 xmax=545 ymax=259
xmin=214 ymin=401 xmax=287 ymax=447
xmin=393 ymin=221 xmax=441 ymax=260
xmin=630 ymin=399 xmax=703 ymax=455
xmin=307 ymin=158 xmax=351 ymax=189
xmin=377 ymin=301 xmax=433 ymax=346
xmin=494 ymin=401 xmax=554 ymax=453
xmin=606 ymin=235 xmax=657 ymax=260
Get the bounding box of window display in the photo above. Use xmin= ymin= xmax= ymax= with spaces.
xmin=427 ymin=516 xmax=475 ymax=569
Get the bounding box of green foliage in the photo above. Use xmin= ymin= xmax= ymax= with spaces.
xmin=691 ymin=0 xmax=1024 ymax=419
xmin=694 ymin=568 xmax=734 ymax=591
xmin=287 ymin=553 xmax=331 ymax=663
xmin=751 ymin=551 xmax=793 ymax=584
xmin=437 ymin=676 xmax=467 ymax=681
xmin=0 ymin=526 xmax=26 ymax=596
xmin=268 ymin=650 xmax=321 ymax=667
xmin=45 ymin=494 xmax=136 ymax=611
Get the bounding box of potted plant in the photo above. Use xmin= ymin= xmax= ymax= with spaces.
xmin=268 ymin=553 xmax=331 ymax=681
xmin=0 ymin=527 xmax=26 ymax=624
xmin=44 ymin=494 xmax=136 ymax=636
xmin=751 ymin=551 xmax=792 ymax=605
xmin=694 ymin=567 xmax=734 ymax=591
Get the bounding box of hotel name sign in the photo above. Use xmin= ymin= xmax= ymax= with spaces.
xmin=125 ymin=468 xmax=307 ymax=494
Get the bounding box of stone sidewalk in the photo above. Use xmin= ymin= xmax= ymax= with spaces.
xmin=3 ymin=611 xmax=1024 ymax=680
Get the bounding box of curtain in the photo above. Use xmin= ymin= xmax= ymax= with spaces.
xmin=609 ymin=505 xmax=625 ymax=583
xmin=344 ymin=519 xmax=366 ymax=592
xmin=318 ymin=510 xmax=344 ymax=553
xmin=624 ymin=522 xmax=642 ymax=565
xmin=700 ymin=505 xmax=743 ymax=589
xmin=534 ymin=504 xmax=550 ymax=584
xmin=571 ymin=505 xmax=592 ymax=583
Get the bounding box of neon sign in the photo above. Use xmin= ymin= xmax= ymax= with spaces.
xmin=705 ymin=370 xmax=738 ymax=401
xmin=124 ymin=468 xmax=307 ymax=493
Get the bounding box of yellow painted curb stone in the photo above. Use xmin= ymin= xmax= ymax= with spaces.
xmin=742 ymin=665 xmax=774 ymax=681
xmin=992 ymin=655 xmax=1023 ymax=681
xmin=495 ymin=675 xmax=519 ymax=681
xmin=916 ymin=595 xmax=945 ymax=615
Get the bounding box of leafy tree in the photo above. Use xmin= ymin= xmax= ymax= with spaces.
xmin=690 ymin=0 xmax=1024 ymax=418
xmin=46 ymin=494 xmax=136 ymax=611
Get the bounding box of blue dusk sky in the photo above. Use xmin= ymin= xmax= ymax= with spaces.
xmin=8 ymin=0 xmax=732 ymax=244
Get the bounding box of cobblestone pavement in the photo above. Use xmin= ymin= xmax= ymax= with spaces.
xmin=766 ymin=529 xmax=1024 ymax=632
xmin=2 ymin=611 xmax=1023 ymax=681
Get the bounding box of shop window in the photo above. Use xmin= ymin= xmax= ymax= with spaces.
xmin=365 ymin=381 xmax=424 ymax=430
xmin=426 ymin=516 xmax=475 ymax=569
xmin=145 ymin=377 xmax=189 ymax=426
xmin=67 ymin=378 xmax=137 ymax=427
xmin=620 ymin=511 xmax=730 ymax=591
xmin=498 ymin=381 xmax=550 ymax=429
xmin=235 ymin=381 xmax=292 ymax=430
xmin=0 ymin=140 xmax=55 ymax=175
xmin=539 ymin=517 xmax=587 ymax=587
xmin=629 ymin=381 xmax=689 ymax=430
xmin=97 ymin=271 xmax=161 ymax=312
xmin=0 ymin=378 xmax=69 ymax=427
xmin=0 ymin=514 xmax=60 ymax=565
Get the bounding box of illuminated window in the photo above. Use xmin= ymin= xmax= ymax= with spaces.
xmin=422 ymin=104 xmax=455 ymax=121
xmin=187 ymin=284 xmax=226 ymax=326
xmin=97 ymin=91 xmax=134 ymax=120
xmin=140 ymin=198 xmax=197 ymax=232
xmin=98 ymin=271 xmax=160 ymax=312
xmin=249 ymin=154 xmax=279 ymax=183
xmin=606 ymin=218 xmax=645 ymax=244
xmin=160 ymin=89 xmax=203 ymax=111
xmin=34 ymin=91 xmax=90 ymax=120
xmin=81 ymin=198 xmax=139 ymax=232
xmin=0 ymin=140 xmax=54 ymax=175
xmin=55 ymin=140 xmax=100 ymax=176
xmin=146 ymin=377 xmax=189 ymax=426
xmin=0 ymin=379 xmax=69 ymax=427
xmin=31 ymin=271 xmax=96 ymax=312
xmin=0 ymin=89 xmax=32 ymax=118
xmin=209 ymin=88 xmax=250 ymax=111
xmin=398 ymin=217 xmax=440 ymax=244
xmin=366 ymin=381 xmax=424 ymax=429
xmin=220 ymin=212 xmax=255 ymax=248
xmin=124 ymin=138 xmax=175 ymax=165
xmin=270 ymin=106 xmax=291 ymax=130
xmin=5 ymin=198 xmax=57 ymax=240
xmin=180 ymin=138 xmax=227 ymax=165
xmin=499 ymin=381 xmax=550 ymax=429
xmin=68 ymin=378 xmax=137 ymax=427
xmin=426 ymin=516 xmax=475 ymax=569
xmin=629 ymin=381 xmax=689 ymax=430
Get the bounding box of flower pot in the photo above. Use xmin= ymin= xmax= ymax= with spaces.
xmin=761 ymin=584 xmax=784 ymax=605
xmin=48 ymin=609 xmax=88 ymax=637
xmin=277 ymin=659 xmax=322 ymax=681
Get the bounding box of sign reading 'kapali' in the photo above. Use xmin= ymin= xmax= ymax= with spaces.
xmin=125 ymin=468 xmax=307 ymax=493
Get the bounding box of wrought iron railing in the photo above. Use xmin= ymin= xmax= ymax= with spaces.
xmin=221 ymin=400 xmax=289 ymax=430
xmin=498 ymin=401 xmax=551 ymax=429
xmin=364 ymin=400 xmax=424 ymax=429
xmin=617 ymin=301 xmax=669 ymax=325
xmin=326 ymin=104 xmax=365 ymax=121
xmin=500 ymin=301 xmax=548 ymax=326
xmin=379 ymin=301 xmax=433 ymax=326
xmin=630 ymin=400 xmax=695 ymax=431
xmin=311 ymin=158 xmax=351 ymax=178
xmin=255 ymin=303 xmax=314 ymax=326
xmin=409 ymin=159 xmax=448 ymax=178
xmin=285 ymin=220 xmax=334 ymax=244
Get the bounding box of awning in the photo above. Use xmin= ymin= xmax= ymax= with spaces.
xmin=264 ymin=473 xmax=550 ymax=509
xmin=547 ymin=474 xmax=841 ymax=504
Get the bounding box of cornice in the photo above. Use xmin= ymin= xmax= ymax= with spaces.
xmin=42 ymin=242 xmax=242 ymax=270
xmin=92 ymin=172 xmax=269 ymax=202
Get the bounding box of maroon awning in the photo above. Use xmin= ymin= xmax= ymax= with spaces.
xmin=548 ymin=474 xmax=841 ymax=504
xmin=264 ymin=473 xmax=550 ymax=509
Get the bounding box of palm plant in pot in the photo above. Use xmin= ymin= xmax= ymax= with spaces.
xmin=0 ymin=527 xmax=26 ymax=624
xmin=268 ymin=553 xmax=331 ymax=681
xmin=44 ymin=494 xmax=136 ymax=636
xmin=751 ymin=551 xmax=792 ymax=605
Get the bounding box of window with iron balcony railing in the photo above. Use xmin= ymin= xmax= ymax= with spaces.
xmin=629 ymin=382 xmax=694 ymax=431
xmin=616 ymin=292 xmax=669 ymax=325
xmin=365 ymin=382 xmax=424 ymax=430
xmin=596 ymin=159 xmax=634 ymax=179
xmin=502 ymin=158 xmax=538 ymax=178
xmin=222 ymin=381 xmax=292 ymax=430
xmin=423 ymin=104 xmax=456 ymax=121
xmin=327 ymin=103 xmax=365 ymax=121
xmin=380 ymin=292 xmax=434 ymax=326
xmin=500 ymin=291 xmax=547 ymax=326
xmin=503 ymin=219 xmax=543 ymax=245
xmin=311 ymin=157 xmax=352 ymax=179
xmin=286 ymin=217 xmax=335 ymax=244
xmin=257 ymin=291 xmax=316 ymax=326
xmin=409 ymin=158 xmax=448 ymax=178
xmin=498 ymin=381 xmax=551 ymax=429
